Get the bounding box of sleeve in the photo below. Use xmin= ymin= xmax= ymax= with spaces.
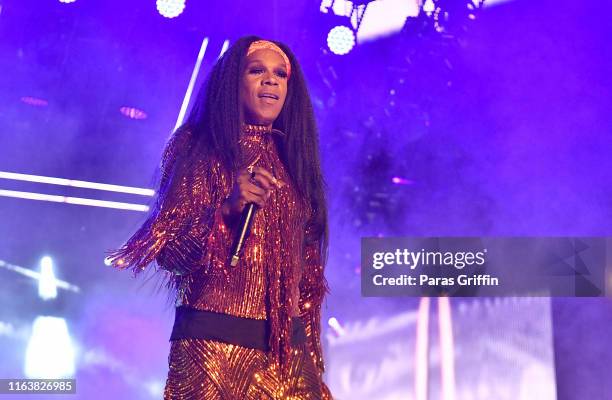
xmin=298 ymin=225 xmax=331 ymax=374
xmin=106 ymin=128 xmax=233 ymax=276
xmin=153 ymin=186 xmax=231 ymax=275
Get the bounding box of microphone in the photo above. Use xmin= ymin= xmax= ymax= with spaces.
xmin=230 ymin=202 xmax=258 ymax=267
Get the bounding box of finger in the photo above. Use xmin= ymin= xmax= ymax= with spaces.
xmin=246 ymin=183 xmax=273 ymax=205
xmin=237 ymin=168 xmax=277 ymax=190
xmin=250 ymin=174 xmax=274 ymax=191
xmin=244 ymin=182 xmax=267 ymax=197
xmin=242 ymin=191 xmax=267 ymax=208
xmin=253 ymin=167 xmax=284 ymax=188
xmin=237 ymin=169 xmax=254 ymax=184
xmin=245 ymin=185 xmax=270 ymax=207
xmin=235 ymin=184 xmax=264 ymax=207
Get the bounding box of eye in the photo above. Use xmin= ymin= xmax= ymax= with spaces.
xmin=275 ymin=70 xmax=288 ymax=78
xmin=249 ymin=68 xmax=264 ymax=74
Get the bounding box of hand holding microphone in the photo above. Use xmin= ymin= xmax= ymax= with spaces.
xmin=222 ymin=166 xmax=285 ymax=266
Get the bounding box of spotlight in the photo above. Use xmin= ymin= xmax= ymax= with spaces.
xmin=119 ymin=106 xmax=147 ymax=120
xmin=59 ymin=0 xmax=77 ymax=3
xmin=39 ymin=256 xmax=58 ymax=301
xmin=423 ymin=0 xmax=435 ymax=15
xmin=327 ymin=25 xmax=355 ymax=55
xmin=328 ymin=316 xmax=347 ymax=336
xmin=20 ymin=96 xmax=48 ymax=107
xmin=392 ymin=176 xmax=414 ymax=185
xmin=25 ymin=256 xmax=76 ymax=379
xmin=25 ymin=316 xmax=75 ymax=378
xmin=156 ymin=0 xmax=186 ymax=18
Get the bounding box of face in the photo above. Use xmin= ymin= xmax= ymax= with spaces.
xmin=240 ymin=48 xmax=289 ymax=127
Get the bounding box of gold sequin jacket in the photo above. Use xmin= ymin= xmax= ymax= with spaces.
xmin=108 ymin=125 xmax=330 ymax=377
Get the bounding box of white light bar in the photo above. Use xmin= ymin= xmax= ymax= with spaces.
xmin=415 ymin=297 xmax=430 ymax=400
xmin=0 ymin=189 xmax=149 ymax=212
xmin=39 ymin=256 xmax=58 ymax=300
xmin=174 ymin=36 xmax=209 ymax=132
xmin=218 ymin=39 xmax=230 ymax=59
xmin=438 ymin=297 xmax=457 ymax=400
xmin=0 ymin=259 xmax=80 ymax=293
xmin=0 ymin=171 xmax=154 ymax=196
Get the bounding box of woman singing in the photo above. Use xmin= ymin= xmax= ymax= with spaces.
xmin=108 ymin=36 xmax=332 ymax=399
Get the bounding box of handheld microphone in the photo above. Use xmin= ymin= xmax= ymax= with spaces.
xmin=230 ymin=202 xmax=258 ymax=267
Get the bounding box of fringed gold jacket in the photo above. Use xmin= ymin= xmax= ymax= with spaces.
xmin=108 ymin=124 xmax=330 ymax=379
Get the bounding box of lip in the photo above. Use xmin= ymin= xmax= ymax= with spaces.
xmin=258 ymin=93 xmax=279 ymax=100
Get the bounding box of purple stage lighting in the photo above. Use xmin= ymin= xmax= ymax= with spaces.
xmin=20 ymin=96 xmax=48 ymax=107
xmin=119 ymin=106 xmax=147 ymax=120
xmin=156 ymin=0 xmax=186 ymax=18
xmin=328 ymin=317 xmax=346 ymax=337
xmin=327 ymin=25 xmax=355 ymax=55
xmin=392 ymin=176 xmax=414 ymax=185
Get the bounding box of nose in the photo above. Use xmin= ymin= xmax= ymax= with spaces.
xmin=262 ymin=71 xmax=279 ymax=86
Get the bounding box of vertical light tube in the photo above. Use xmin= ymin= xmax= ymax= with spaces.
xmin=415 ymin=297 xmax=430 ymax=400
xmin=38 ymin=256 xmax=57 ymax=300
xmin=173 ymin=37 xmax=209 ymax=132
xmin=438 ymin=296 xmax=457 ymax=400
xmin=218 ymin=39 xmax=229 ymax=59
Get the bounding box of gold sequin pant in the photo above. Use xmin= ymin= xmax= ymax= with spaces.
xmin=164 ymin=339 xmax=333 ymax=399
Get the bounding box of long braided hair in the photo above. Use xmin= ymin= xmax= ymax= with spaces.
xmin=171 ymin=35 xmax=328 ymax=262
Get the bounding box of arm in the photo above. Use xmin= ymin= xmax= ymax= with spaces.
xmin=107 ymin=127 xmax=232 ymax=276
xmin=154 ymin=188 xmax=232 ymax=275
xmin=298 ymin=226 xmax=331 ymax=373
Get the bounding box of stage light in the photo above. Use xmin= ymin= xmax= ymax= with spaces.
xmin=327 ymin=25 xmax=355 ymax=55
xmin=25 ymin=316 xmax=75 ymax=378
xmin=59 ymin=0 xmax=77 ymax=3
xmin=145 ymin=381 xmax=165 ymax=398
xmin=415 ymin=297 xmax=430 ymax=400
xmin=0 ymin=259 xmax=81 ymax=293
xmin=218 ymin=39 xmax=230 ymax=59
xmin=0 ymin=189 xmax=150 ymax=212
xmin=0 ymin=321 xmax=15 ymax=337
xmin=392 ymin=176 xmax=414 ymax=185
xmin=0 ymin=170 xmax=155 ymax=196
xmin=119 ymin=106 xmax=147 ymax=120
xmin=438 ymin=297 xmax=457 ymax=400
xmin=174 ymin=37 xmax=209 ymax=131
xmin=39 ymin=256 xmax=57 ymax=301
xmin=25 ymin=256 xmax=76 ymax=379
xmin=423 ymin=0 xmax=435 ymax=15
xmin=20 ymin=96 xmax=48 ymax=107
xmin=156 ymin=0 xmax=186 ymax=18
xmin=328 ymin=316 xmax=347 ymax=336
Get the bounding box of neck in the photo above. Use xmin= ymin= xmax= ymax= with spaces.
xmin=242 ymin=123 xmax=273 ymax=134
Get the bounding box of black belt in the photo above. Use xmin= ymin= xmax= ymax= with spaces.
xmin=170 ymin=306 xmax=307 ymax=351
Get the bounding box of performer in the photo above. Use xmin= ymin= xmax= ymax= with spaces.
xmin=108 ymin=36 xmax=332 ymax=399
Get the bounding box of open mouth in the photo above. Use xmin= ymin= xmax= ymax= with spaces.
xmin=258 ymin=93 xmax=279 ymax=100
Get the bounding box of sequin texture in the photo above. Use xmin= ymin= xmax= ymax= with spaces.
xmin=107 ymin=124 xmax=332 ymax=399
